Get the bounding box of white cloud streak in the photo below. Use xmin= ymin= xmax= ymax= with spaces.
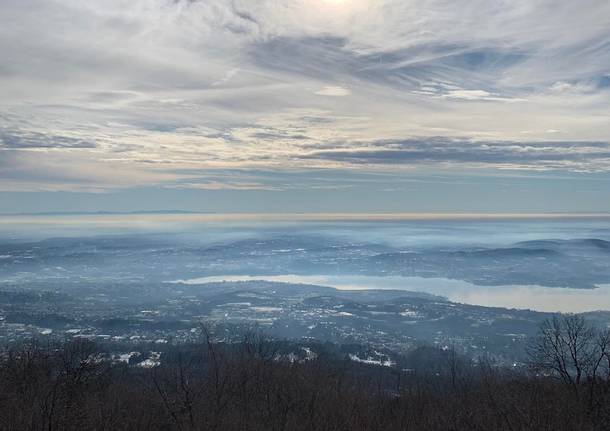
xmin=1 ymin=0 xmax=609 ymax=191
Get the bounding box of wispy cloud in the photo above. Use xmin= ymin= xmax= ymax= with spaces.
xmin=301 ymin=138 xmax=610 ymax=171
xmin=315 ymin=86 xmax=351 ymax=97
xmin=0 ymin=128 xmax=97 ymax=149
xmin=169 ymin=181 xmax=280 ymax=191
xmin=1 ymin=0 xmax=610 ymax=195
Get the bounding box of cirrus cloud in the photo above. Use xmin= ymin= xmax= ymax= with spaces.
xmin=1 ymin=0 xmax=610 ymax=201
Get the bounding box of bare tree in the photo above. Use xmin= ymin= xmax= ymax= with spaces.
xmin=528 ymin=315 xmax=610 ymax=391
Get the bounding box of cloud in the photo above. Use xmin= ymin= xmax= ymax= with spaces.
xmin=301 ymin=138 xmax=610 ymax=171
xmin=0 ymin=128 xmax=97 ymax=149
xmin=0 ymin=149 xmax=191 ymax=192
xmin=1 ymin=0 xmax=610 ymax=193
xmin=315 ymin=86 xmax=351 ymax=97
xmin=170 ymin=181 xmax=279 ymax=191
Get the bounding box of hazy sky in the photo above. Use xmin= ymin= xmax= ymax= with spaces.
xmin=1 ymin=0 xmax=610 ymax=213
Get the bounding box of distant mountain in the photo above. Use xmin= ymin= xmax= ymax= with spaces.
xmin=3 ymin=232 xmax=610 ymax=289
xmin=0 ymin=210 xmax=205 ymax=216
xmin=515 ymin=238 xmax=610 ymax=251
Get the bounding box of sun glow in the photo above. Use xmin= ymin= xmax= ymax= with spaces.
xmin=316 ymin=0 xmax=368 ymax=15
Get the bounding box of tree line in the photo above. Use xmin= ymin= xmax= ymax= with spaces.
xmin=0 ymin=316 xmax=609 ymax=430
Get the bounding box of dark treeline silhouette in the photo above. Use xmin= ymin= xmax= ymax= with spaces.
xmin=1 ymin=316 xmax=610 ymax=430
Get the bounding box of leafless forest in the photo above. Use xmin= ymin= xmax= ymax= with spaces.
xmin=0 ymin=316 xmax=609 ymax=431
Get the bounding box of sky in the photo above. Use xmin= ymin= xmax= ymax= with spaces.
xmin=1 ymin=0 xmax=610 ymax=213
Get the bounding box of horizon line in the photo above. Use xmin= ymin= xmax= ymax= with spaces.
xmin=2 ymin=211 xmax=610 ymax=223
